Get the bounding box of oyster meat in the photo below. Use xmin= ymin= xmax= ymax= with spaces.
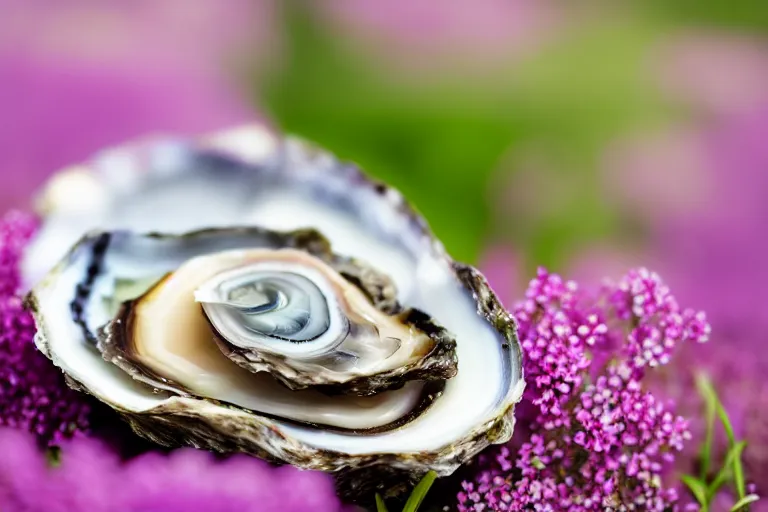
xmin=24 ymin=124 xmax=524 ymax=498
xmin=101 ymin=235 xmax=458 ymax=398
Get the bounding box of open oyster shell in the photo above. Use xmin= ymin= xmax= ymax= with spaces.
xmin=24 ymin=124 xmax=524 ymax=499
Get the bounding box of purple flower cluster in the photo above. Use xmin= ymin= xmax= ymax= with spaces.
xmin=0 ymin=211 xmax=91 ymax=445
xmin=609 ymin=268 xmax=710 ymax=371
xmin=0 ymin=210 xmax=345 ymax=512
xmin=458 ymin=267 xmax=709 ymax=511
xmin=0 ymin=427 xmax=346 ymax=512
xmin=515 ymin=269 xmax=595 ymax=422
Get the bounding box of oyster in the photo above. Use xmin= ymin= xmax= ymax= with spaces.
xmin=24 ymin=124 xmax=524 ymax=499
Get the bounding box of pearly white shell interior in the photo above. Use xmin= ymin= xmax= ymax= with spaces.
xmin=27 ymin=126 xmax=524 ymax=456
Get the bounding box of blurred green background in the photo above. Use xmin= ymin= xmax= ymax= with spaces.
xmin=4 ymin=3 xmax=768 ymax=504
xmin=259 ymin=1 xmax=768 ymax=270
xmin=3 ymin=0 xmax=768 ymax=274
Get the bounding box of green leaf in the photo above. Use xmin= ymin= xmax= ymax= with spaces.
xmin=682 ymin=474 xmax=710 ymax=511
xmin=732 ymin=445 xmax=747 ymax=500
xmin=402 ymin=471 xmax=438 ymax=512
xmin=731 ymin=494 xmax=760 ymax=511
xmin=695 ymin=375 xmax=724 ymax=436
xmin=708 ymin=441 xmax=747 ymax=498
xmin=697 ymin=373 xmax=718 ymax=481
xmin=45 ymin=446 xmax=62 ymax=468
xmin=697 ymin=373 xmax=747 ymax=499
xmin=716 ymin=400 xmax=737 ymax=448
xmin=375 ymin=493 xmax=390 ymax=512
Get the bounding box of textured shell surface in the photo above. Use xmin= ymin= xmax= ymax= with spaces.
xmin=24 ymin=124 xmax=524 ymax=499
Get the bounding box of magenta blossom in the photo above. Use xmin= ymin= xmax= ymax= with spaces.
xmin=653 ymin=31 xmax=768 ymax=119
xmin=0 ymin=55 xmax=255 ymax=213
xmin=320 ymin=0 xmax=565 ymax=75
xmin=0 ymin=0 xmax=271 ymax=212
xmin=0 ymin=427 xmax=346 ymax=512
xmin=600 ymin=105 xmax=768 ymax=502
xmin=459 ymin=267 xmax=709 ymax=511
xmin=0 ymin=211 xmax=91 ymax=445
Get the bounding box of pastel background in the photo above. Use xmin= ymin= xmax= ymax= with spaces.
xmin=2 ymin=0 xmax=767 ymax=507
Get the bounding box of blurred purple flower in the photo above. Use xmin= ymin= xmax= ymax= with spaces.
xmin=0 ymin=211 xmax=91 ymax=445
xmin=0 ymin=56 xmax=256 ymax=212
xmin=478 ymin=245 xmax=523 ymax=309
xmin=598 ymin=99 xmax=768 ymax=502
xmin=0 ymin=0 xmax=274 ymax=75
xmin=0 ymin=427 xmax=346 ymax=512
xmin=656 ymin=111 xmax=768 ymax=331
xmin=654 ymin=109 xmax=768 ymax=499
xmin=0 ymin=0 xmax=271 ymax=213
xmin=458 ymin=267 xmax=708 ymax=511
xmin=604 ymin=108 xmax=768 ymax=341
xmin=600 ymin=129 xmax=715 ymax=225
xmin=653 ymin=31 xmax=768 ymax=119
xmin=320 ymin=0 xmax=564 ymax=75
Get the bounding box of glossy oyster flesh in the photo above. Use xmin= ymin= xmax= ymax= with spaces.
xmin=25 ymin=125 xmax=524 ymax=498
xmin=98 ymin=230 xmax=458 ymax=398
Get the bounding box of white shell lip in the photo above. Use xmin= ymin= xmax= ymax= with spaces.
xmin=22 ymin=124 xmax=281 ymax=290
xmin=23 ymin=122 xmax=525 ymax=485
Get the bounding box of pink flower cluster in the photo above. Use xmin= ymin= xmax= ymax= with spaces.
xmin=610 ymin=268 xmax=710 ymax=371
xmin=458 ymin=268 xmax=709 ymax=511
xmin=0 ymin=212 xmax=91 ymax=445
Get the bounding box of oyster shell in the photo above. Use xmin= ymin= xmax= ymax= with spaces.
xmin=24 ymin=124 xmax=524 ymax=499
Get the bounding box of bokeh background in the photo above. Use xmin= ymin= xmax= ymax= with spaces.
xmin=2 ymin=0 xmax=768 ymax=502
